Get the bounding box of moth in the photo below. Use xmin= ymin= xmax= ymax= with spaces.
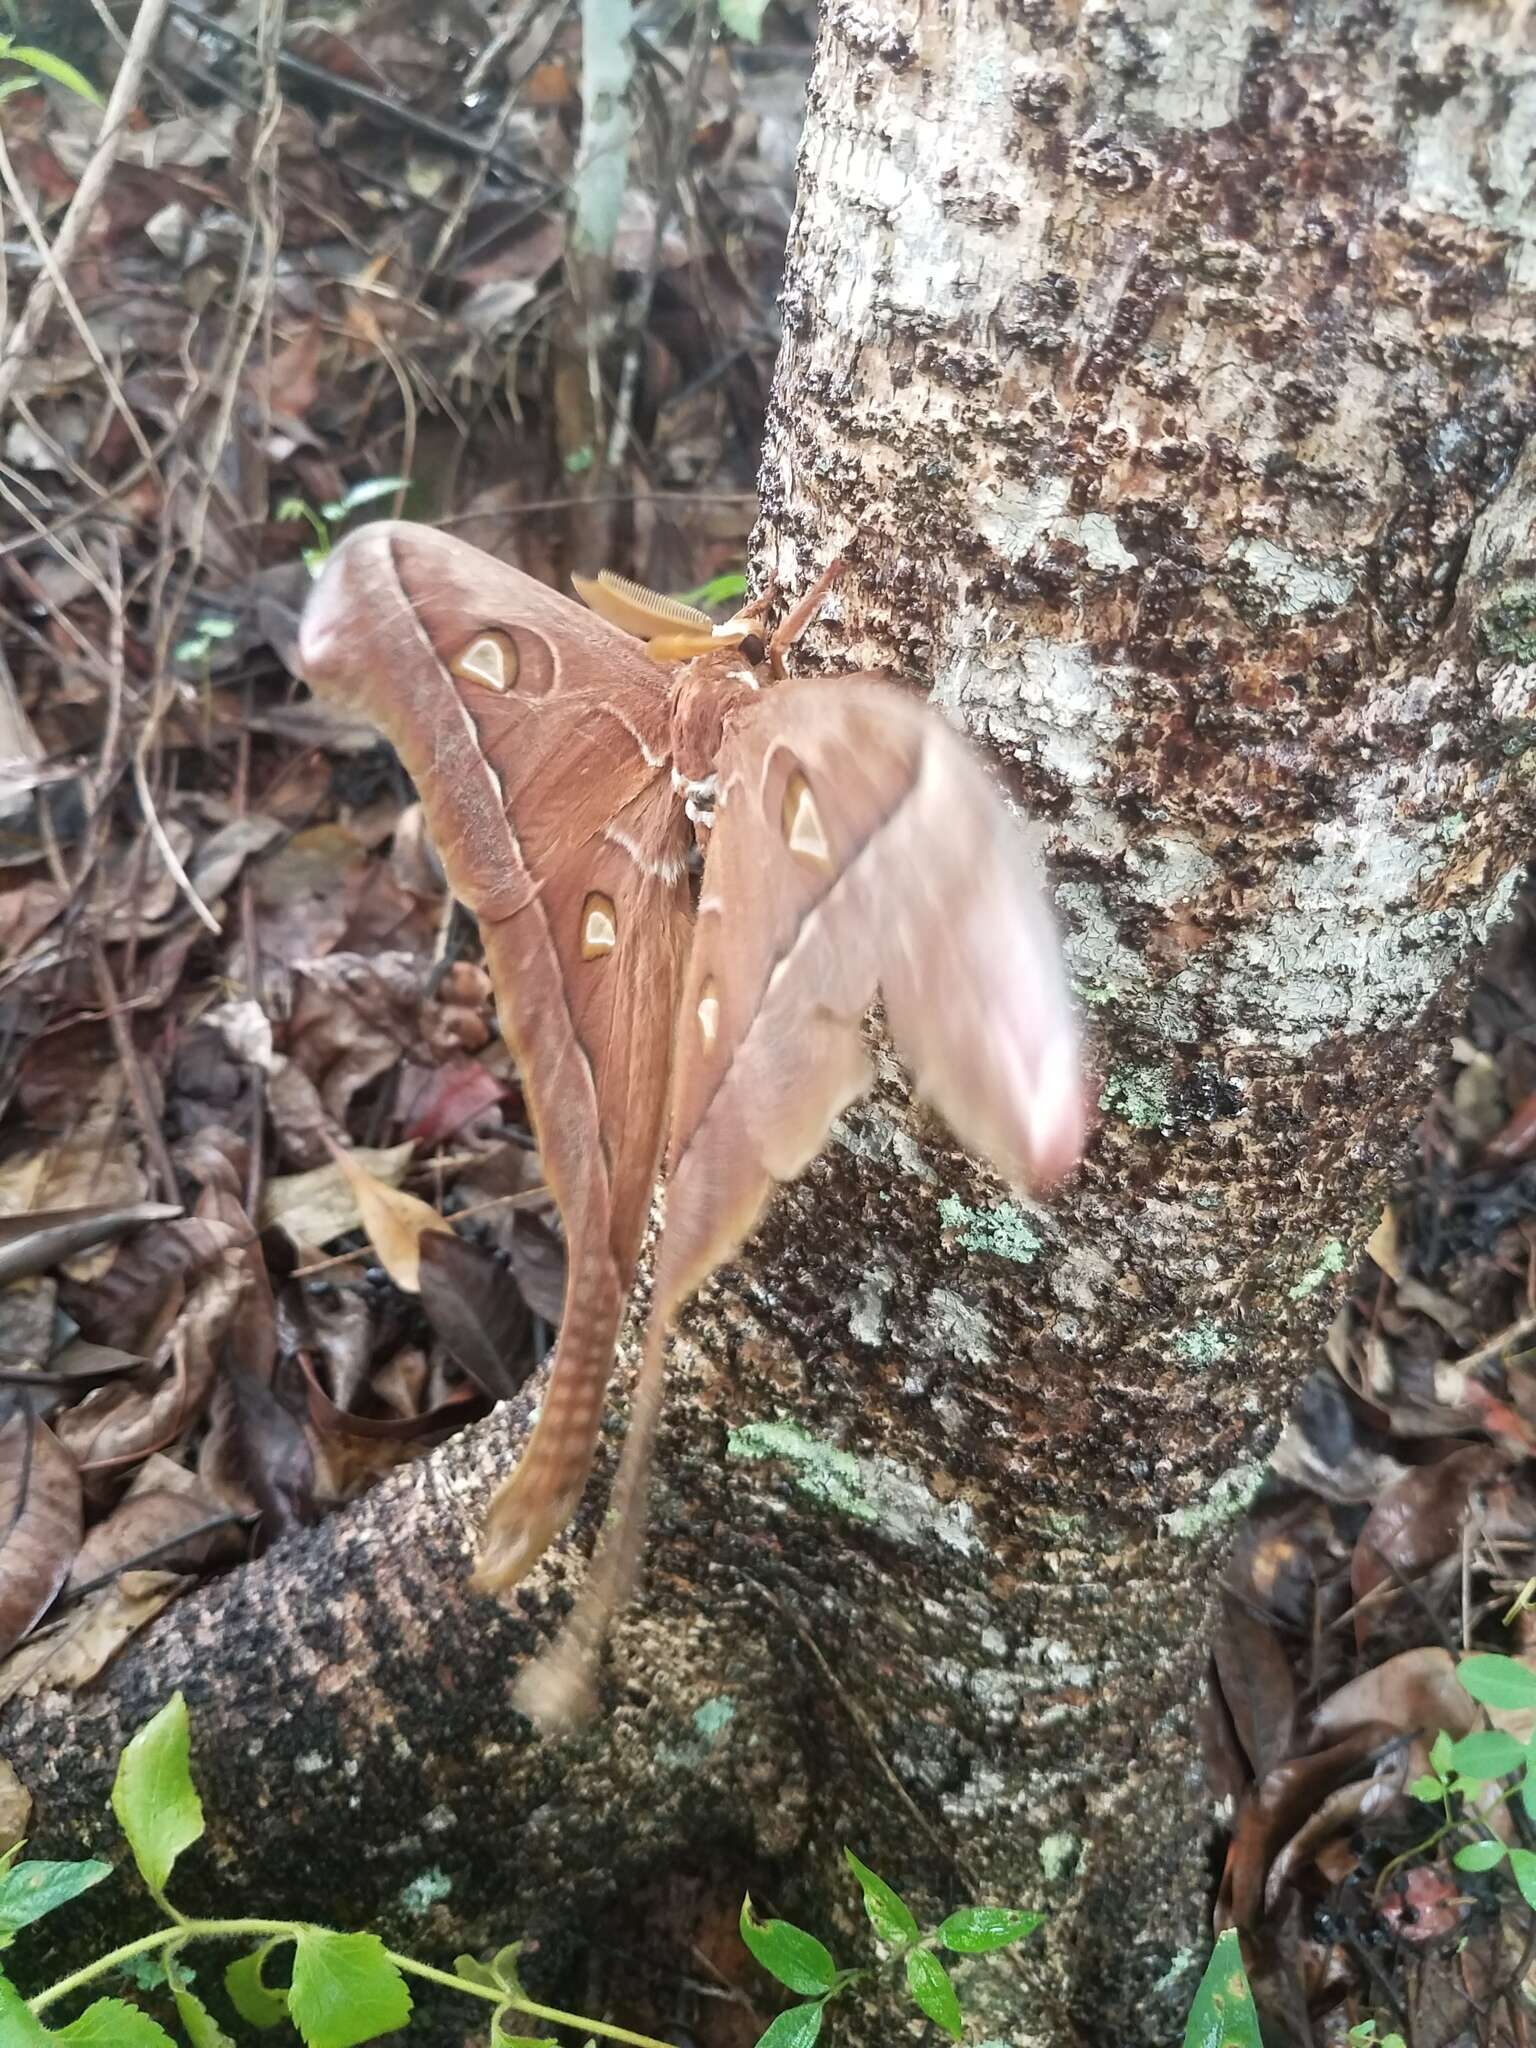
xmin=297 ymin=522 xmax=1084 ymax=1728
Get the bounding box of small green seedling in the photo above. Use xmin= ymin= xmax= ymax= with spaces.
xmin=172 ymin=615 xmax=237 ymax=669
xmin=277 ymin=476 xmax=408 ymax=576
xmin=0 ymin=34 xmax=102 ymax=106
xmin=1349 ymin=2021 xmax=1407 ymax=2048
xmin=1407 ymin=1653 xmax=1536 ymax=1907
xmin=739 ymin=1848 xmax=1042 ymax=2044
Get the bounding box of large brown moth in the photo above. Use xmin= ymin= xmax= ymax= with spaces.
xmin=297 ymin=522 xmax=1085 ymax=1728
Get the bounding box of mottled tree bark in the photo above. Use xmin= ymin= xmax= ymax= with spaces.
xmin=10 ymin=4 xmax=1536 ymax=2045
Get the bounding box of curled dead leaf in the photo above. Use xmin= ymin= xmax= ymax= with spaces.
xmin=417 ymin=1230 xmax=534 ymax=1400
xmin=0 ymin=1570 xmax=185 ymax=1705
xmin=0 ymin=1201 xmax=183 ymax=1287
xmin=324 ymin=1138 xmax=450 ymax=1293
xmin=0 ymin=1418 xmax=82 ymax=1657
xmin=261 ymin=1139 xmax=416 ymax=1248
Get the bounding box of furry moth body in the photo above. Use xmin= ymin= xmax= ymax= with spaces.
xmin=298 ymin=522 xmax=1084 ymax=1729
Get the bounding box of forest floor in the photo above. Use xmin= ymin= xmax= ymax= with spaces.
xmin=4 ymin=9 xmax=1536 ymax=2048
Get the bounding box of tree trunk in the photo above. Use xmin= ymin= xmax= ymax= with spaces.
xmin=10 ymin=4 xmax=1536 ymax=2045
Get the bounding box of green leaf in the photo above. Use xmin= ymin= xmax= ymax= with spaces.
xmin=322 ymin=477 xmax=407 ymax=521
xmin=116 ymin=1954 xmax=171 ymax=1991
xmin=0 ymin=1968 xmax=51 ymax=2045
xmin=168 ymin=1956 xmax=235 ymax=2048
xmin=754 ymin=2003 xmax=824 ymax=2048
xmin=1429 ymin=1728 xmax=1456 ymax=1774
xmin=490 ymin=1943 xmax=526 ymax=1995
xmin=938 ymin=1905 xmax=1044 ymax=1954
xmin=1449 ymin=1730 xmax=1526 ymax=1777
xmin=1458 ymin=1655 xmax=1536 ymax=1711
xmin=1182 ymin=1930 xmax=1263 ymax=2048
xmin=1408 ymin=1773 xmax=1445 ymax=1803
xmin=740 ymin=1898 xmax=839 ymax=1996
xmin=197 ymin=617 xmax=236 ymax=642
xmin=1508 ymin=1845 xmax=1536 ymax=1909
xmin=1453 ymin=1839 xmax=1506 ymax=1871
xmin=7 ymin=45 xmax=103 ymax=106
xmin=1348 ymin=2028 xmax=1377 ymax=2046
xmin=562 ymin=445 xmax=594 ymax=476
xmin=718 ymin=0 xmax=768 ymax=41
xmin=111 ymin=1693 xmax=204 ymax=1903
xmin=1523 ymin=1769 xmax=1536 ymax=1825
xmin=904 ymin=1950 xmax=963 ymax=2042
xmin=0 ymin=1858 xmax=111 ymax=1939
xmin=173 ymin=637 xmax=211 ymax=664
xmin=51 ymin=1998 xmax=177 ymax=2046
xmin=674 ymin=572 xmax=748 ymax=610
xmin=453 ymin=1955 xmax=500 ymax=1990
xmin=288 ymin=1929 xmax=411 ymax=2048
xmin=842 ymin=1850 xmax=918 ymax=1947
xmin=224 ymin=1941 xmax=290 ymax=2028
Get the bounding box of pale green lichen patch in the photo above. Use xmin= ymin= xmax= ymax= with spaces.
xmin=1225 ymin=535 xmax=1355 ymax=617
xmin=1480 ymin=580 xmax=1536 ymax=664
xmin=727 ymin=1419 xmax=977 ymax=1553
xmin=1161 ymin=1461 xmax=1266 ymax=1540
xmin=938 ymin=1195 xmax=1043 ymax=1264
xmin=1172 ymin=1320 xmax=1233 ymax=1369
xmin=728 ymin=1421 xmax=876 ymax=1522
xmin=693 ymin=1696 xmax=736 ymax=1741
xmin=1154 ymin=1948 xmax=1201 ymax=1997
xmin=1099 ymin=1063 xmax=1171 ymax=1130
xmin=1038 ymin=1833 xmax=1080 ymax=1884
xmin=399 ymin=1868 xmax=452 ymax=1914
xmin=1289 ymin=1238 xmax=1348 ymax=1300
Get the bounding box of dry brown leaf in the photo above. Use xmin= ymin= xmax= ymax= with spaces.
xmin=0 ymin=1200 xmax=183 ymax=1287
xmin=0 ymin=1278 xmax=55 ymax=1374
xmin=0 ymin=1570 xmax=185 ymax=1704
xmin=1308 ymin=1646 xmax=1478 ymax=1748
xmin=325 ymin=1139 xmax=450 ymax=1293
xmin=0 ymin=1418 xmax=82 ymax=1657
xmin=1366 ymin=1203 xmax=1402 ymax=1282
xmin=51 ymin=1330 xmax=215 ymax=1473
xmin=261 ymin=1139 xmax=415 ymax=1248
xmin=66 ymin=1454 xmax=238 ymax=1592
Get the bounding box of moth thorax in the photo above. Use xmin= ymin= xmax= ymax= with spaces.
xmin=668 ymin=662 xmax=756 ymax=793
xmin=580 ymin=892 xmax=618 ymax=958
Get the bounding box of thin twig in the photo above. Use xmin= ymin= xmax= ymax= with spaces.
xmin=87 ymin=936 xmax=178 ymax=1202
xmin=164 ymin=1 xmax=553 ymax=185
xmin=0 ymin=0 xmax=172 ymax=450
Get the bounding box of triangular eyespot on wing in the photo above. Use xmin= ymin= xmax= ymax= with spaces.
xmin=696 ymin=976 xmax=720 ymax=1048
xmin=781 ymin=769 xmax=832 ymax=871
xmin=453 ymin=630 xmax=518 ymax=691
xmin=580 ymin=891 xmax=618 ymax=958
